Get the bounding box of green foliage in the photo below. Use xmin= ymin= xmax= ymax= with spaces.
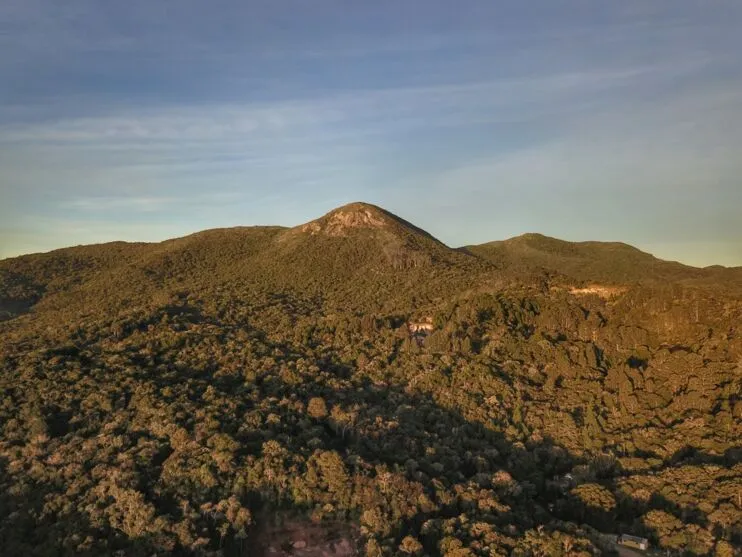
xmin=1 ymin=203 xmax=740 ymax=555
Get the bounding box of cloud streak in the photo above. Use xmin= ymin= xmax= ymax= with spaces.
xmin=0 ymin=63 xmax=696 ymax=147
xmin=62 ymin=191 xmax=248 ymax=213
xmin=63 ymin=196 xmax=175 ymax=212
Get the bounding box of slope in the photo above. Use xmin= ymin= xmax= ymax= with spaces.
xmin=0 ymin=204 xmax=740 ymax=555
xmin=0 ymin=203 xmax=496 ymax=322
xmin=466 ymin=233 xmax=742 ymax=290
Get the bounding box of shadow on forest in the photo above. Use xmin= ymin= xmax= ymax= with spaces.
xmin=2 ymin=328 xmax=736 ymax=556
xmin=172 ymin=330 xmax=725 ymax=556
xmin=0 ymin=270 xmax=45 ymax=322
xmin=0 ymin=454 xmax=170 ymax=556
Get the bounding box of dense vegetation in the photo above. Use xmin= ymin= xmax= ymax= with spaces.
xmin=1 ymin=203 xmax=740 ymax=556
xmin=466 ymin=233 xmax=742 ymax=292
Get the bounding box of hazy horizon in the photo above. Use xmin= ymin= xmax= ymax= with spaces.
xmin=2 ymin=1 xmax=741 ymax=267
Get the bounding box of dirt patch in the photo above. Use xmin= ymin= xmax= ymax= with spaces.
xmin=250 ymin=513 xmax=359 ymax=557
xmin=568 ymin=285 xmax=628 ymax=299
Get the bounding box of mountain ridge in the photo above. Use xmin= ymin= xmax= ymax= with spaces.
xmin=2 ymin=203 xmax=740 ymax=322
xmin=2 ymin=203 xmax=736 ymax=271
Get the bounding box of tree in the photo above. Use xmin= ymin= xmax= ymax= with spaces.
xmin=307 ymin=397 xmax=328 ymax=419
xmin=399 ymin=535 xmax=423 ymax=554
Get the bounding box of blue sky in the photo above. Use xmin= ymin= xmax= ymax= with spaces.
xmin=1 ymin=1 xmax=741 ymax=266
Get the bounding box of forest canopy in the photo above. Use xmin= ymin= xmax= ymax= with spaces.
xmin=1 ymin=203 xmax=740 ymax=556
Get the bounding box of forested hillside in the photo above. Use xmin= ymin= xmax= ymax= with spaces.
xmin=1 ymin=203 xmax=740 ymax=556
xmin=466 ymin=233 xmax=742 ymax=292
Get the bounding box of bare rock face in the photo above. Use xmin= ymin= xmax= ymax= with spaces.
xmin=275 ymin=201 xmax=451 ymax=270
xmin=299 ymin=202 xmax=390 ymax=237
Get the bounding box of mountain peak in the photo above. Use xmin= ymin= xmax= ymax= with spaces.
xmin=299 ymin=202 xmax=391 ymax=236
xmin=276 ymin=202 xmax=468 ymax=271
xmin=294 ymin=202 xmax=444 ymax=247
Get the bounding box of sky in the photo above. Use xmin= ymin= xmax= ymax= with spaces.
xmin=1 ymin=1 xmax=741 ymax=267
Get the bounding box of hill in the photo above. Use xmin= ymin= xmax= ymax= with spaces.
xmin=469 ymin=233 xmax=688 ymax=283
xmin=0 ymin=204 xmax=740 ymax=556
xmin=466 ymin=233 xmax=742 ymax=292
xmin=0 ymin=203 xmax=492 ymax=321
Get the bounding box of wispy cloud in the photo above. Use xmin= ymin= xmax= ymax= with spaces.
xmin=397 ymin=76 xmax=742 ymax=255
xmin=0 ymin=64 xmax=686 ymax=147
xmin=63 ymin=196 xmax=174 ymax=212
xmin=61 ymin=191 xmax=247 ymax=213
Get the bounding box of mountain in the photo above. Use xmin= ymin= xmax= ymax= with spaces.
xmin=1 ymin=203 xmax=740 ymax=556
xmin=0 ymin=203 xmax=496 ymax=322
xmin=270 ymin=202 xmax=486 ymax=292
xmin=4 ymin=206 xmax=738 ymax=323
xmin=467 ymin=233 xmax=690 ymax=283
xmin=466 ymin=233 xmax=742 ymax=296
